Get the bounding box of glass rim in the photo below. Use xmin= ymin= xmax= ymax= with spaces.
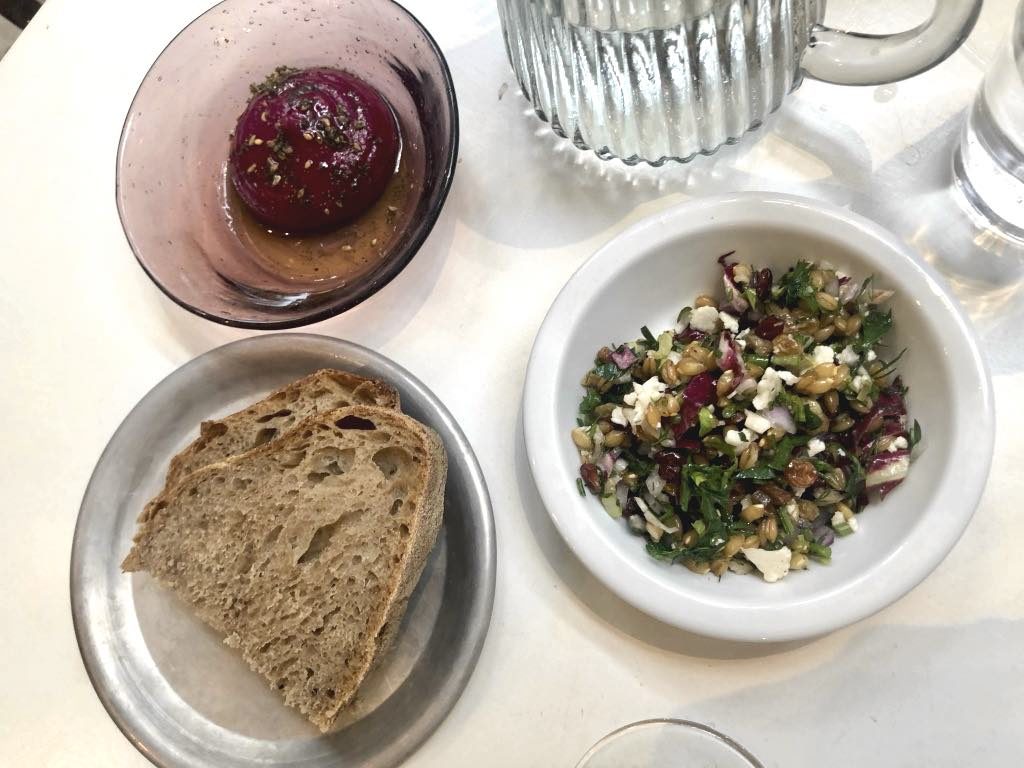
xmin=575 ymin=718 xmax=766 ymax=768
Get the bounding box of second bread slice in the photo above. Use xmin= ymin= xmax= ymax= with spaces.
xmin=165 ymin=369 xmax=400 ymax=489
xmin=123 ymin=405 xmax=446 ymax=732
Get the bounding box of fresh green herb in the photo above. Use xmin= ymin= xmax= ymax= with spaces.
xmin=698 ymin=406 xmax=718 ymax=437
xmin=778 ymin=507 xmax=796 ymax=537
xmin=769 ymin=434 xmax=811 ymax=469
xmin=844 ymin=453 xmax=866 ymax=500
xmin=807 ymin=542 xmax=832 ymax=562
xmin=857 ymin=308 xmax=893 ymax=351
xmin=640 ymin=325 xmax=657 ymax=345
xmin=735 ymin=465 xmax=776 ymax=481
xmin=593 ymin=362 xmax=620 ymax=382
xmin=249 ymin=65 xmax=300 ymax=96
xmin=833 ymin=520 xmax=854 ymax=537
xmin=744 ymin=354 xmax=771 ymax=369
xmin=702 ymin=435 xmax=735 ymax=458
xmin=873 ymin=348 xmax=906 ymax=379
xmin=578 ymin=391 xmax=601 ymax=424
xmin=908 ymin=419 xmax=922 ymax=450
xmin=576 ymin=478 xmax=586 ymax=497
xmin=771 ymin=354 xmax=806 ymax=373
xmin=776 ymin=260 xmax=815 ymax=308
xmin=742 ymin=287 xmax=758 ymax=310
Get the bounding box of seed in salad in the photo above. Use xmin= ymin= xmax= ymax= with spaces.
xmin=571 ymin=255 xmax=920 ymax=582
xmin=694 ymin=294 xmax=718 ymax=309
xmin=571 ymin=427 xmax=593 ymax=451
xmin=741 ymin=504 xmax=767 ymax=523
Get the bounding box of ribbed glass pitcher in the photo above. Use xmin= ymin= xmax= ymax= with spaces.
xmin=498 ymin=0 xmax=982 ymax=165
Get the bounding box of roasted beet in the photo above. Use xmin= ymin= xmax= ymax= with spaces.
xmin=754 ymin=267 xmax=773 ymax=300
xmin=684 ymin=372 xmax=715 ymax=406
xmin=676 ymin=327 xmax=709 ymax=344
xmin=229 ymin=67 xmax=399 ymax=233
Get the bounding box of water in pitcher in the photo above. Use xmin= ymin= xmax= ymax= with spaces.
xmin=497 ymin=0 xmax=824 ymax=165
xmin=954 ymin=1 xmax=1024 ymax=239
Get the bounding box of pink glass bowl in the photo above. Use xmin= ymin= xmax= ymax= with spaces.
xmin=116 ymin=0 xmax=458 ymax=328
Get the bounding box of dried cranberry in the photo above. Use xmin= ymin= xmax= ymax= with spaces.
xmin=624 ymin=496 xmax=643 ymax=517
xmin=579 ymin=463 xmax=605 ymax=494
xmin=675 ymin=437 xmax=702 ymax=452
xmin=754 ymin=267 xmax=773 ymax=300
xmin=655 ymin=451 xmax=683 ymax=485
xmin=756 ymin=315 xmax=785 ymax=340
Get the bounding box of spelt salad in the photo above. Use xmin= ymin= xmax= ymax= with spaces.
xmin=572 ymin=254 xmax=921 ymax=583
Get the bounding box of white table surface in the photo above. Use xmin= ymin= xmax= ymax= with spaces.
xmin=2 ymin=1 xmax=1022 ymax=766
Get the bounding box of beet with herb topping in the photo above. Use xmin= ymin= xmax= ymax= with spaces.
xmin=229 ymin=66 xmax=400 ymax=233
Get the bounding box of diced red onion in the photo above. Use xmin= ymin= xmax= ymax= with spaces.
xmin=766 ymin=405 xmax=797 ymax=434
xmin=615 ymin=482 xmax=630 ymax=510
xmin=718 ymin=251 xmax=750 ymax=313
xmin=813 ymin=525 xmax=835 ymax=547
xmin=839 ymin=277 xmax=860 ymax=304
xmin=645 ymin=471 xmax=666 ymax=498
xmin=611 ymin=345 xmax=638 ymax=370
xmin=717 ymin=332 xmax=747 ymax=378
xmin=866 ymin=452 xmax=910 ymax=488
xmin=873 ymin=480 xmax=904 ymax=500
xmin=598 ymin=451 xmax=615 ymax=476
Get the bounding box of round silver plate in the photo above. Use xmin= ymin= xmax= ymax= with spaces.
xmin=70 ymin=334 xmax=495 ymax=768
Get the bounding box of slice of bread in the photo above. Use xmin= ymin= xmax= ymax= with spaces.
xmin=164 ymin=369 xmax=400 ymax=490
xmin=122 ymin=405 xmax=446 ymax=732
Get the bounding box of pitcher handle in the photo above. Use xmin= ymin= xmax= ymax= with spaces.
xmin=802 ymin=0 xmax=983 ymax=86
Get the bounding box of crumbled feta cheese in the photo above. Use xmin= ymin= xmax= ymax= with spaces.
xmin=807 ymin=437 xmax=826 ymax=457
xmin=847 ymin=516 xmax=859 ymax=532
xmin=865 ymin=349 xmax=877 ymax=362
xmin=622 ymin=377 xmax=666 ymax=426
xmin=610 ymin=407 xmax=630 ymax=427
xmin=888 ymin=436 xmax=908 ymax=452
xmin=783 ymin=500 xmax=799 ymax=521
xmin=735 ymin=336 xmax=747 ymax=350
xmin=831 ymin=510 xmax=846 ymax=527
xmin=719 ymin=311 xmax=740 ymax=333
xmin=742 ymin=546 xmax=792 ymax=583
xmin=752 ymin=367 xmax=793 ymax=411
xmin=811 ymin=345 xmax=836 ymax=366
xmin=689 ymin=306 xmax=721 ymax=333
xmin=744 ymin=410 xmax=772 ymax=434
xmin=851 ymin=366 xmax=872 ymax=393
xmin=736 ymin=328 xmax=750 ymax=341
xmin=837 ymin=345 xmax=860 ymax=367
xmin=837 ymin=448 xmax=846 ymax=457
xmin=667 ymin=351 xmax=682 ymax=365
xmin=725 ymin=429 xmax=748 ymax=448
xmin=776 ymin=369 xmax=799 ymax=385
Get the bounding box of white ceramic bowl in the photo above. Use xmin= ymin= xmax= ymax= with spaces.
xmin=523 ymin=193 xmax=993 ymax=642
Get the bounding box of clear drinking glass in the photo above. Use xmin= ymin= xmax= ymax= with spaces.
xmin=498 ymin=0 xmax=982 ymax=165
xmin=954 ymin=0 xmax=1024 ymax=241
xmin=575 ymin=719 xmax=764 ymax=768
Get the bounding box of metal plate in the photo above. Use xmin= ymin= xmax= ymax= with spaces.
xmin=70 ymin=334 xmax=495 ymax=768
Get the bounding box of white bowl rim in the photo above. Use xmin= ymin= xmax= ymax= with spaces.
xmin=523 ymin=192 xmax=994 ymax=642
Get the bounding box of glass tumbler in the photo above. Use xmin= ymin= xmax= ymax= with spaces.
xmin=575 ymin=719 xmax=764 ymax=768
xmin=954 ymin=0 xmax=1024 ymax=241
xmin=498 ymin=0 xmax=982 ymax=165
